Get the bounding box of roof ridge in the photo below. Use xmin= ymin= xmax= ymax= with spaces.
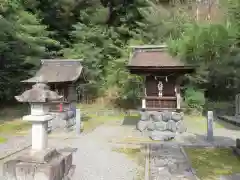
xmin=41 ymin=59 xmax=83 ymax=64
xmin=130 ymin=44 xmax=167 ymax=50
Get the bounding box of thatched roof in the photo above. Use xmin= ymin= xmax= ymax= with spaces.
xmin=128 ymin=45 xmax=193 ymax=69
xmin=22 ymin=59 xmax=84 ymax=83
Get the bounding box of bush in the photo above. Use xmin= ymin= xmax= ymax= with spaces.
xmin=184 ymin=87 xmax=205 ymax=113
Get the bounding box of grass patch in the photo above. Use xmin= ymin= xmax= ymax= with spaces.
xmin=0 ymin=137 xmax=7 ymax=143
xmin=0 ymin=120 xmax=31 ymax=134
xmin=78 ymin=103 xmax=140 ymax=133
xmin=185 ymin=147 xmax=240 ymax=180
xmin=81 ymin=114 xmax=123 ymax=133
xmin=0 ymin=104 xmax=30 ymax=134
xmin=112 ymin=147 xmax=145 ymax=180
xmin=184 ymin=115 xmax=225 ymax=133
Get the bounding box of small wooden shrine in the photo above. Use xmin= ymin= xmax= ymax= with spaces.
xmin=127 ymin=45 xmax=195 ymax=111
xmin=22 ymin=59 xmax=86 ymax=103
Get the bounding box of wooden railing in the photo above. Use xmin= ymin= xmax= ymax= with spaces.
xmin=144 ymin=96 xmax=177 ymax=110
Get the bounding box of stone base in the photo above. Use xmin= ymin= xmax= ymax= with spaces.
xmin=3 ymin=148 xmax=76 ymax=180
xmin=137 ymin=110 xmax=186 ymax=141
xmin=17 ymin=148 xmax=59 ymax=163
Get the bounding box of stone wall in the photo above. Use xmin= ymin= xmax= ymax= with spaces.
xmin=137 ymin=111 xmax=186 ymax=141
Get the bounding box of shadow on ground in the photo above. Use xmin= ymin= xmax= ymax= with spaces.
xmin=215 ymin=118 xmax=240 ymax=131
xmin=121 ymin=115 xmax=140 ymax=126
xmin=180 ymin=133 xmax=236 ymax=147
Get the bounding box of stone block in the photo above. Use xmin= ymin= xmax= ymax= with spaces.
xmin=15 ymin=162 xmax=37 ymax=180
xmin=167 ymin=120 xmax=177 ymax=132
xmin=156 ymin=167 xmax=171 ymax=180
xmin=176 ymin=121 xmax=187 ymax=134
xmin=3 ymin=160 xmax=21 ymax=180
xmin=171 ymin=113 xmax=183 ymax=122
xmin=150 ymin=131 xmax=175 ymax=141
xmin=151 ymin=112 xmax=163 ymax=122
xmin=61 ymin=152 xmax=73 ymax=175
xmin=34 ymin=154 xmax=65 ymax=180
xmin=140 ymin=111 xmax=149 ymax=121
xmin=136 ymin=120 xmax=149 ymax=132
xmin=147 ymin=122 xmax=155 ymax=131
xmin=236 ymin=139 xmax=240 ymax=149
xmin=154 ymin=158 xmax=168 ymax=167
xmin=155 ymin=121 xmax=167 ymax=131
xmin=162 ymin=111 xmax=172 ymax=122
xmin=17 ymin=148 xmax=59 ymax=163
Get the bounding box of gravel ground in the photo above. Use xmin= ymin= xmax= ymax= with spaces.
xmin=0 ymin=125 xmax=140 ymax=180
xmin=68 ymin=125 xmax=140 ymax=180
xmin=2 ymin=118 xmax=240 ymax=180
xmin=0 ymin=135 xmax=31 ymax=160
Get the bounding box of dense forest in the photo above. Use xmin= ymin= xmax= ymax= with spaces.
xmin=1 ymin=0 xmax=240 ymax=112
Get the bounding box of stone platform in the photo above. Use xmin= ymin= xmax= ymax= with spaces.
xmin=137 ymin=111 xmax=186 ymax=141
xmin=149 ymin=143 xmax=197 ymax=180
xmin=3 ymin=148 xmax=75 ymax=180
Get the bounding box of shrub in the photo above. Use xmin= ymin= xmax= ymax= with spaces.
xmin=184 ymin=87 xmax=205 ymax=113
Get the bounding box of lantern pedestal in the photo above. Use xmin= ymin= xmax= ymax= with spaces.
xmin=23 ymin=114 xmax=52 ymax=151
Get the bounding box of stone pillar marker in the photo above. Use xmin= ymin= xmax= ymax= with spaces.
xmin=3 ymin=82 xmax=76 ymax=180
xmin=142 ymin=98 xmax=146 ymax=109
xmin=76 ymin=108 xmax=81 ymax=135
xmin=207 ymin=111 xmax=214 ymax=142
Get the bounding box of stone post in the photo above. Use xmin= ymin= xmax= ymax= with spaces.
xmin=142 ymin=98 xmax=146 ymax=109
xmin=23 ymin=104 xmax=53 ymax=151
xmin=235 ymin=94 xmax=240 ymax=117
xmin=76 ymin=108 xmax=81 ymax=135
xmin=207 ymin=111 xmax=214 ymax=142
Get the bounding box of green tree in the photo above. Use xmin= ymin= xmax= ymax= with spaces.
xmin=0 ymin=0 xmax=58 ymax=102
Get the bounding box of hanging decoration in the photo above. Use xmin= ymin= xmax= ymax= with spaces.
xmin=154 ymin=73 xmax=175 ymax=83
xmin=157 ymin=81 xmax=163 ymax=97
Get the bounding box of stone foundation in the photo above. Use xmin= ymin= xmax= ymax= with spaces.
xmin=3 ymin=148 xmax=75 ymax=180
xmin=137 ymin=111 xmax=186 ymax=141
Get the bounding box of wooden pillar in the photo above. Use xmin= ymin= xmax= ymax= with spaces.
xmin=142 ymin=76 xmax=146 ymax=109
xmin=176 ymin=77 xmax=182 ymax=110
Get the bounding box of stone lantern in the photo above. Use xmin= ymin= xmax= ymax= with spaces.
xmin=3 ymin=82 xmax=75 ymax=180
xmin=15 ymin=82 xmax=63 ymax=151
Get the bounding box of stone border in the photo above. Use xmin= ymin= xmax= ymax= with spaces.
xmin=144 ymin=144 xmax=150 ymax=180
xmin=0 ymin=134 xmax=78 ymax=161
xmin=0 ymin=144 xmax=31 ymax=160
xmin=183 ymin=144 xmax=234 ymax=148
xmin=179 ymin=146 xmax=200 ymax=180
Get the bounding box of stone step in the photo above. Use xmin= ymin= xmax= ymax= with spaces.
xmin=149 ymin=144 xmax=197 ymax=180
